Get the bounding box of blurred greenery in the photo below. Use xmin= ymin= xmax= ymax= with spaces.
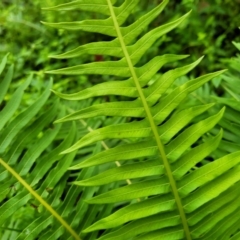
xmin=1 ymin=0 xmax=239 ymax=141
xmin=1 ymin=0 xmax=240 ymax=78
xmin=1 ymin=0 xmax=239 ymax=139
xmin=1 ymin=1 xmax=240 ymax=239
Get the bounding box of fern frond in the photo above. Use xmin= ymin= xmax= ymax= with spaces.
xmin=210 ymin=37 xmax=240 ymax=159
xmin=44 ymin=1 xmax=240 ymax=239
xmin=0 ymin=55 xmax=103 ymax=240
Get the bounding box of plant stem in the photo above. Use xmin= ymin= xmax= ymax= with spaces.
xmin=66 ymin=107 xmax=134 ymax=186
xmin=107 ymin=1 xmax=192 ymax=239
xmin=0 ymin=158 xmax=81 ymax=240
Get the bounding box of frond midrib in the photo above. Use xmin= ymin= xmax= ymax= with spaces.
xmin=0 ymin=158 xmax=81 ymax=240
xmin=106 ymin=1 xmax=191 ymax=239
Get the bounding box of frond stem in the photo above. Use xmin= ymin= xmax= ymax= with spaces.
xmin=0 ymin=158 xmax=81 ymax=240
xmin=107 ymin=1 xmax=191 ymax=239
xmin=67 ymin=107 xmax=141 ymax=200
xmin=66 ymin=107 xmax=133 ymax=186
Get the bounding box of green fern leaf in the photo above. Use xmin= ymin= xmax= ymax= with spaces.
xmin=44 ymin=1 xmax=240 ymax=239
xmin=0 ymin=55 xmax=104 ymax=240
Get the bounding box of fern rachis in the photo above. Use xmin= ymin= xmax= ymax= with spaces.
xmin=41 ymin=0 xmax=240 ymax=239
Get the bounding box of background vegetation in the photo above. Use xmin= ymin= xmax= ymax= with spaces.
xmin=0 ymin=0 xmax=240 ymax=239
xmin=1 ymin=0 xmax=240 ymax=75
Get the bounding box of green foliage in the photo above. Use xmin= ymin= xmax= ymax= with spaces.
xmin=138 ymin=0 xmax=240 ymax=73
xmin=0 ymin=55 xmax=113 ymax=240
xmin=41 ymin=0 xmax=240 ymax=239
xmin=1 ymin=0 xmax=240 ymax=239
xmin=1 ymin=0 xmax=240 ymax=76
xmin=0 ymin=0 xmax=95 ymax=84
xmin=211 ymin=39 xmax=240 ymax=157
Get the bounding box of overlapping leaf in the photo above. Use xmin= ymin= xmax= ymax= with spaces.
xmin=0 ymin=55 xmax=107 ymax=240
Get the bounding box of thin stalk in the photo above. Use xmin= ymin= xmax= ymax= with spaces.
xmin=80 ymin=119 xmax=133 ymax=185
xmin=0 ymin=158 xmax=81 ymax=240
xmin=66 ymin=107 xmax=134 ymax=187
xmin=107 ymin=1 xmax=191 ymax=239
